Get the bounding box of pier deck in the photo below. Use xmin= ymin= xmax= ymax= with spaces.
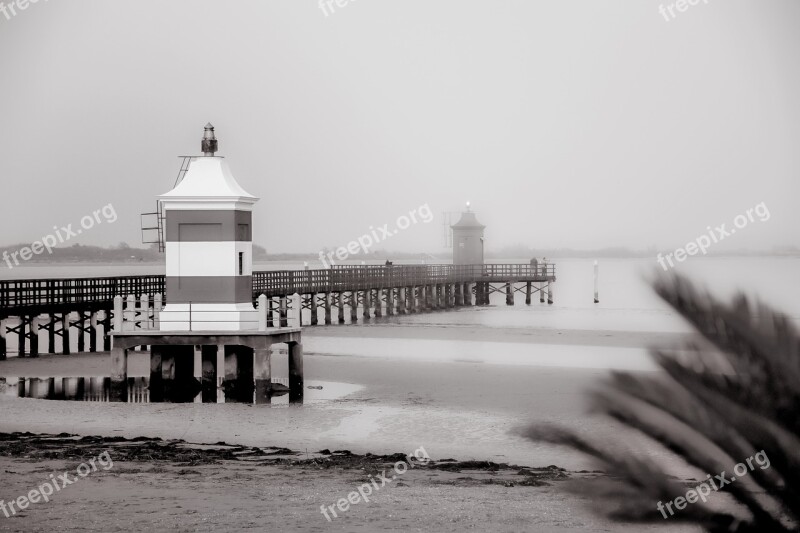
xmin=0 ymin=263 xmax=556 ymax=358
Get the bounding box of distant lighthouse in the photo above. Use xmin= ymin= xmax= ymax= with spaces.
xmin=451 ymin=202 xmax=485 ymax=265
xmin=158 ymin=124 xmax=260 ymax=331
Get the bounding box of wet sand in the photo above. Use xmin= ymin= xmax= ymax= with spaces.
xmin=0 ymin=326 xmax=701 ymax=532
xmin=0 ymin=433 xmax=700 ymax=533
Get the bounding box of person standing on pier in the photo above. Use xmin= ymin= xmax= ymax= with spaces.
xmin=530 ymin=257 xmax=539 ymax=276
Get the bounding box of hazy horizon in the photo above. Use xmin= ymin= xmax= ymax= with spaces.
xmin=1 ymin=1 xmax=798 ymax=254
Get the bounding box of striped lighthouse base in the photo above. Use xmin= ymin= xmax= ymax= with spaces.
xmin=158 ymin=303 xmax=259 ymax=332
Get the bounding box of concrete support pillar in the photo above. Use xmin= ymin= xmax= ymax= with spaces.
xmin=215 ymin=345 xmax=225 ymax=403
xmin=193 ymin=345 xmax=203 ymax=403
xmin=76 ymin=313 xmax=85 ymax=353
xmin=30 ymin=316 xmax=39 ymax=358
xmin=548 ymin=283 xmax=554 ymax=304
xmin=463 ymin=283 xmax=472 ymax=306
xmin=311 ymin=293 xmax=319 ymax=325
xmin=153 ymin=294 xmax=163 ymax=330
xmin=363 ymin=290 xmax=371 ymax=319
xmin=89 ymin=312 xmax=98 ymax=352
xmin=16 ymin=318 xmax=25 ymax=358
xmin=288 ymin=342 xmax=304 ymax=404
xmin=337 ymin=293 xmax=345 ymax=324
xmin=525 ymin=282 xmax=532 ymax=305
xmin=374 ymin=289 xmax=382 ymax=317
xmin=62 ymin=314 xmax=71 ymax=355
xmin=350 ymin=291 xmax=358 ymax=323
xmin=150 ymin=347 xmax=163 ymax=402
xmin=257 ymin=294 xmax=268 ymax=330
xmin=254 ymin=342 xmax=273 ymax=405
xmin=386 ymin=288 xmax=394 ymax=316
xmin=48 ymin=313 xmax=56 ymax=353
xmin=162 ymin=350 xmax=176 ymax=402
xmin=397 ymin=288 xmax=406 ymax=314
xmin=506 ymin=282 xmax=514 ymax=306
xmin=224 ymin=346 xmax=255 ymax=403
xmin=279 ymin=296 xmax=288 ymax=328
xmin=113 ymin=296 xmax=123 ymax=332
xmin=201 ymin=346 xmax=219 ymax=403
xmin=110 ymin=345 xmax=128 ymax=402
xmin=324 ymin=293 xmax=332 ymax=325
xmin=540 ymin=283 xmax=546 ymax=303
xmin=455 ymin=284 xmax=463 ymax=306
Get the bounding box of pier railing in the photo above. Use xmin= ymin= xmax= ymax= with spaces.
xmin=0 ymin=264 xmax=555 ymax=315
xmin=252 ymin=264 xmax=555 ymax=297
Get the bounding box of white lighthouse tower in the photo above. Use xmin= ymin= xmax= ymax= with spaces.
xmin=157 ymin=124 xmax=260 ymax=331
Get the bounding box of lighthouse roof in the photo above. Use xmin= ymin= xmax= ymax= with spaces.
xmin=160 ymin=157 xmax=258 ymax=204
xmin=451 ymin=210 xmax=485 ymax=229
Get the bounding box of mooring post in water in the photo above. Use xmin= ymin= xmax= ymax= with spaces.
xmin=110 ymin=345 xmax=128 ymax=402
xmin=289 ymin=341 xmax=304 ymax=404
xmin=594 ymin=260 xmax=599 ymax=303
xmin=254 ymin=341 xmax=273 ymax=405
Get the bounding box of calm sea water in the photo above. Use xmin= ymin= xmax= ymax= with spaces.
xmin=2 ymin=257 xmax=798 ymax=361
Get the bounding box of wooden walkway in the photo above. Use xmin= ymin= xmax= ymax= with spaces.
xmin=0 ymin=263 xmax=556 ymax=358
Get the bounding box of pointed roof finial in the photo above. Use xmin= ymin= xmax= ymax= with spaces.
xmin=202 ymin=123 xmax=218 ymax=156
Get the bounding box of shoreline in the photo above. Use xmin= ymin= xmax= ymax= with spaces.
xmin=0 ymin=432 xmax=699 ymax=532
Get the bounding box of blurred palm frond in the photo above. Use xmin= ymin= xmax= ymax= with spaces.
xmin=520 ymin=274 xmax=799 ymax=532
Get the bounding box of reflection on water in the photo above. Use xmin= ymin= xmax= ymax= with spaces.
xmin=0 ymin=376 xmax=362 ymax=405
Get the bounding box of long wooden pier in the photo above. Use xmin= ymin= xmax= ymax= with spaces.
xmin=0 ymin=263 xmax=555 ymax=359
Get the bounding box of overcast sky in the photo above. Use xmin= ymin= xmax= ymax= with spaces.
xmin=1 ymin=1 xmax=798 ymax=254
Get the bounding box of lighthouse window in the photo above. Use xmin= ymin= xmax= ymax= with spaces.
xmin=239 ymin=252 xmax=244 ymax=276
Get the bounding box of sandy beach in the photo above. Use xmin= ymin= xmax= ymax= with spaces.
xmin=0 ymin=322 xmax=706 ymax=532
